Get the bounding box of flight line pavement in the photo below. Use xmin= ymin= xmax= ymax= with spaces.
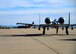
xmin=0 ymin=29 xmax=76 ymax=54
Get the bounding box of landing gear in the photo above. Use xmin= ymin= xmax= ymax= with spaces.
xmin=47 ymin=27 xmax=49 ymax=30
xmin=38 ymin=26 xmax=40 ymax=30
xmin=56 ymin=26 xmax=59 ymax=34
xmin=42 ymin=26 xmax=69 ymax=35
xmin=43 ymin=26 xmax=46 ymax=35
xmin=71 ymin=26 xmax=73 ymax=30
xmin=65 ymin=26 xmax=69 ymax=35
xmin=62 ymin=27 xmax=64 ymax=30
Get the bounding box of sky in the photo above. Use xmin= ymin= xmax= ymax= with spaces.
xmin=0 ymin=0 xmax=76 ymax=26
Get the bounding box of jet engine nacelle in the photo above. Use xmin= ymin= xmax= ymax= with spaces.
xmin=45 ymin=17 xmax=51 ymax=24
xmin=58 ymin=17 xmax=64 ymax=24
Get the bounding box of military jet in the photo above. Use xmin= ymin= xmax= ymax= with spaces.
xmin=16 ymin=13 xmax=76 ymax=35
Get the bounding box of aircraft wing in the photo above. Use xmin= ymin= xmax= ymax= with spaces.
xmin=39 ymin=24 xmax=68 ymax=27
xmin=16 ymin=23 xmax=39 ymax=27
xmin=17 ymin=22 xmax=76 ymax=28
xmin=40 ymin=24 xmax=76 ymax=27
xmin=16 ymin=23 xmax=33 ymax=25
xmin=70 ymin=24 xmax=76 ymax=26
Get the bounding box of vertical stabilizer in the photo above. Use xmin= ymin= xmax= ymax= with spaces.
xmin=68 ymin=12 xmax=70 ymax=26
xmin=39 ymin=13 xmax=41 ymax=25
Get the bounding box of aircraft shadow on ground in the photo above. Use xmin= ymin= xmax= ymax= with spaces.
xmin=12 ymin=34 xmax=76 ymax=41
xmin=12 ymin=34 xmax=57 ymax=37
xmin=0 ymin=34 xmax=59 ymax=37
xmin=12 ymin=34 xmax=43 ymax=37
xmin=0 ymin=33 xmax=76 ymax=37
xmin=59 ymin=39 xmax=76 ymax=41
xmin=12 ymin=34 xmax=75 ymax=37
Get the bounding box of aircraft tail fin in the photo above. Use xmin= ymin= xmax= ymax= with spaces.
xmin=68 ymin=12 xmax=70 ymax=26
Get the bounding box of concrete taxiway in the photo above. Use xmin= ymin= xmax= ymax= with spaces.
xmin=0 ymin=28 xmax=76 ymax=54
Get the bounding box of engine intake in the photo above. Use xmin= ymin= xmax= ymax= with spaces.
xmin=58 ymin=17 xmax=64 ymax=24
xmin=45 ymin=17 xmax=51 ymax=24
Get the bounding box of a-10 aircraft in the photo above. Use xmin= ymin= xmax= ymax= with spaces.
xmin=16 ymin=13 xmax=76 ymax=35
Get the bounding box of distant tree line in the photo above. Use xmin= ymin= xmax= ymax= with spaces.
xmin=0 ymin=25 xmax=10 ymax=29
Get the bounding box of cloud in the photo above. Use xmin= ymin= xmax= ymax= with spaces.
xmin=0 ymin=7 xmax=76 ymax=15
xmin=0 ymin=0 xmax=32 ymax=8
xmin=0 ymin=0 xmax=75 ymax=8
xmin=0 ymin=0 xmax=76 ymax=16
xmin=0 ymin=0 xmax=75 ymax=11
xmin=0 ymin=0 xmax=76 ymax=25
